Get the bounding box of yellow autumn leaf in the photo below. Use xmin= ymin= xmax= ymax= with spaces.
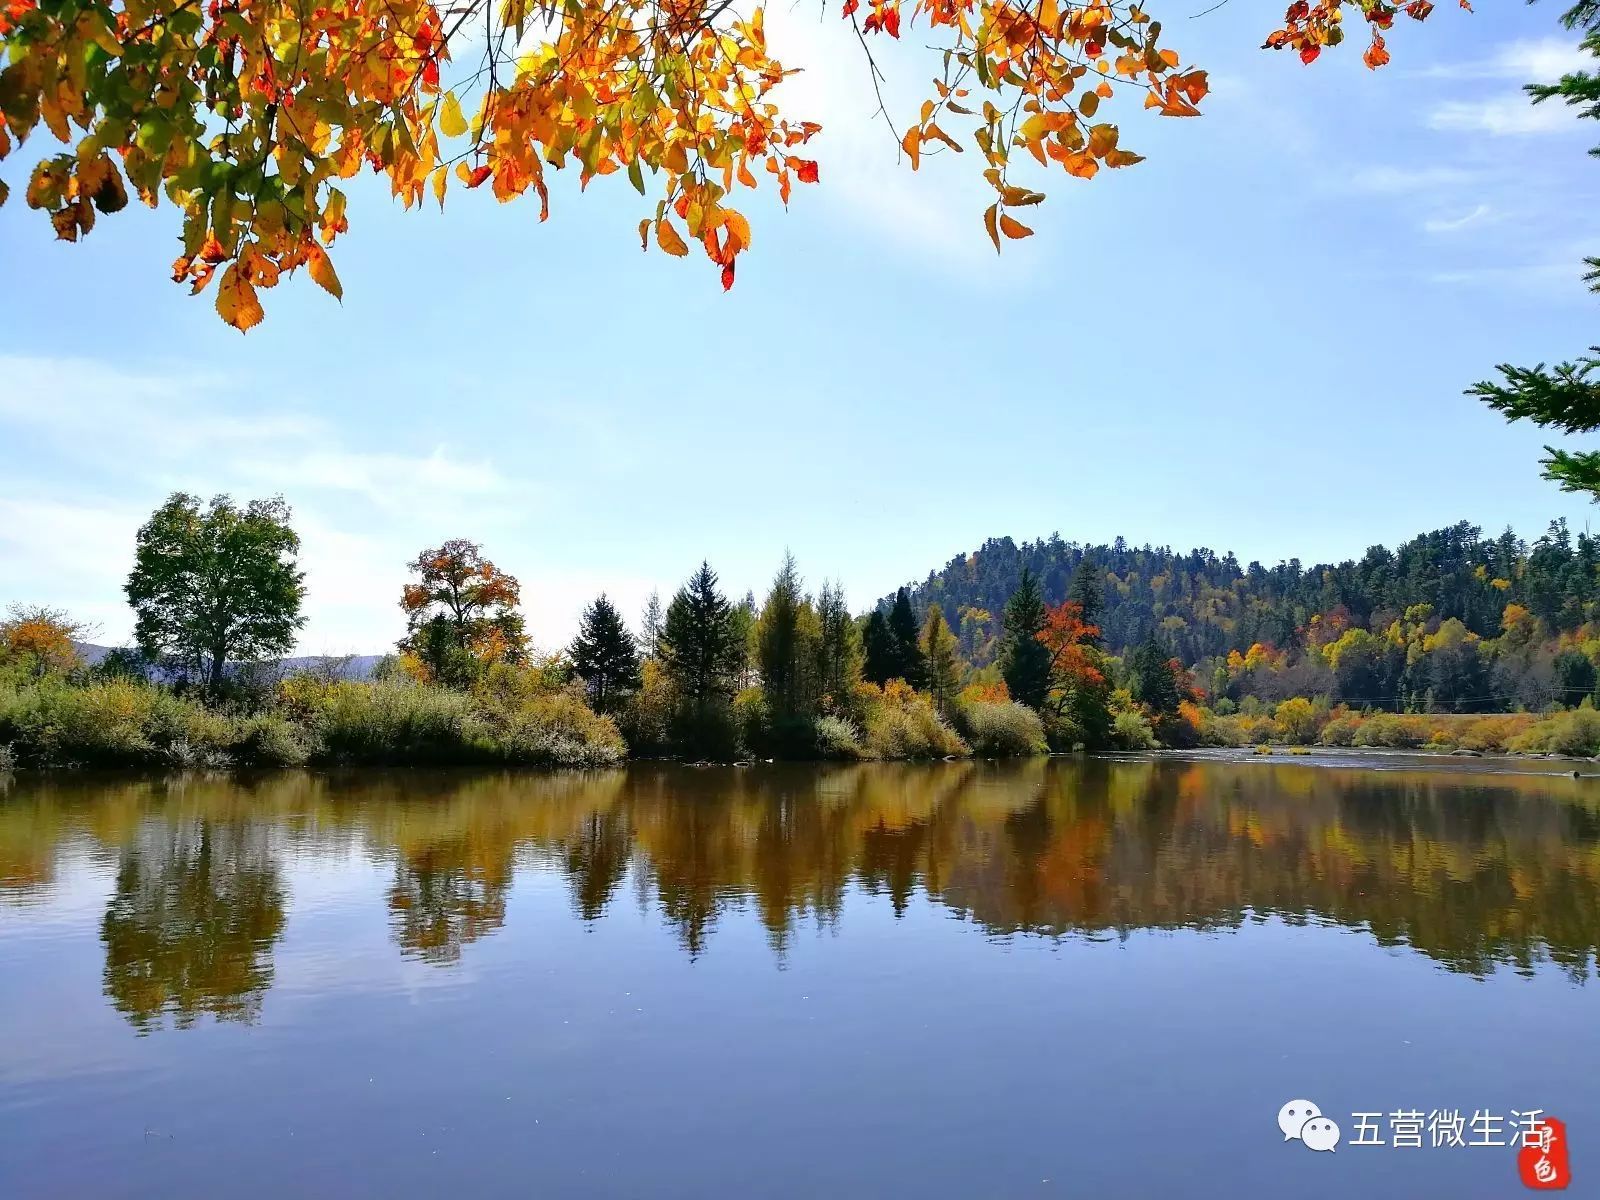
xmin=307 ymin=245 xmax=343 ymax=300
xmin=439 ymin=93 xmax=468 ymax=139
xmin=215 ymin=262 xmax=264 ymax=332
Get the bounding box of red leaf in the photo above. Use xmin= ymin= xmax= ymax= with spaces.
xmin=721 ymin=261 xmax=735 ymax=291
xmin=1299 ymin=43 xmax=1320 ymax=64
xmin=466 ymin=164 xmax=492 ymax=188
xmin=796 ymin=160 xmax=819 ymax=184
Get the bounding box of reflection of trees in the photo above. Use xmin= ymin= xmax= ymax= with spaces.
xmin=4 ymin=758 xmax=1599 ymax=1000
xmin=387 ymin=844 xmax=512 ymax=966
xmin=101 ymin=819 xmax=286 ymax=1032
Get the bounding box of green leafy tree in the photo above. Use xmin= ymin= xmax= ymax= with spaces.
xmin=125 ymin=493 xmax=305 ymax=694
xmin=888 ymin=587 xmax=927 ymax=688
xmin=1469 ymin=0 xmax=1600 ymax=494
xmin=1000 ymin=568 xmax=1051 ymax=709
xmin=570 ymin=594 xmax=642 ymax=715
xmin=921 ymin=605 xmax=961 ymax=717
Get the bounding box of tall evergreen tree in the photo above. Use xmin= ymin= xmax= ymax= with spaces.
xmin=569 ymin=593 xmax=641 ymax=714
xmin=1128 ymin=635 xmax=1181 ymax=718
xmin=1000 ymin=568 xmax=1051 ymax=709
xmin=1468 ymin=0 xmax=1600 ymax=495
xmin=921 ymin=605 xmax=961 ymax=717
xmin=757 ymin=552 xmax=816 ymax=718
xmin=862 ymin=609 xmax=897 ymax=687
xmin=659 ymin=562 xmax=742 ymax=709
xmin=887 ymin=587 xmax=927 ymax=687
xmin=1066 ymin=558 xmax=1103 ymax=647
xmin=639 ymin=589 xmax=664 ymax=658
xmin=815 ymin=580 xmax=864 ymax=710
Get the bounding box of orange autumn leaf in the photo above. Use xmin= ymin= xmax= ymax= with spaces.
xmin=215 ymin=262 xmax=264 ymax=332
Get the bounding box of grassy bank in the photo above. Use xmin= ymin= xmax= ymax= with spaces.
xmin=0 ymin=670 xmax=1053 ymax=771
xmin=1176 ymin=698 xmax=1600 ymax=758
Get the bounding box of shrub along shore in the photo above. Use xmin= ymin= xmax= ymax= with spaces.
xmin=0 ymin=672 xmax=1048 ymax=771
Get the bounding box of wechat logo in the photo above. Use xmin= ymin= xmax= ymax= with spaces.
xmin=1279 ymin=1099 xmax=1341 ymax=1153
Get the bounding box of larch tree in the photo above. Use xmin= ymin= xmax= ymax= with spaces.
xmin=0 ymin=0 xmax=1447 ymax=329
xmin=570 ymin=593 xmax=641 ymax=714
xmin=125 ymin=492 xmax=305 ymax=694
xmin=920 ymin=603 xmax=961 ymax=717
xmin=755 ymin=551 xmax=818 ymax=719
xmin=815 ymin=579 xmax=864 ymax=711
xmin=398 ymin=538 xmax=527 ymax=685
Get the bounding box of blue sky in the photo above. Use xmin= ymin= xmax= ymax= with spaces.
xmin=2 ymin=2 xmax=1598 ymax=655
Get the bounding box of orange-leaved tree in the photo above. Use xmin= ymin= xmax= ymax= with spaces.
xmin=0 ymin=604 xmax=92 ymax=679
xmin=0 ymin=0 xmax=1446 ymax=328
xmin=398 ymin=538 xmax=527 ymax=685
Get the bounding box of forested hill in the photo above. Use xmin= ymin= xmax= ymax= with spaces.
xmin=888 ymin=520 xmax=1600 ymax=673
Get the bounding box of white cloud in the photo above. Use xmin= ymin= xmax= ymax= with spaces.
xmin=0 ymin=355 xmax=550 ymax=652
xmin=1344 ymin=165 xmax=1478 ymax=194
xmin=1422 ymin=37 xmax=1591 ymax=82
xmin=1423 ymin=203 xmax=1493 ymax=234
xmin=1428 ymin=94 xmax=1583 ymax=136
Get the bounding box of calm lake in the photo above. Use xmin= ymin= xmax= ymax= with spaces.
xmin=1 ymin=756 xmax=1597 ymax=1198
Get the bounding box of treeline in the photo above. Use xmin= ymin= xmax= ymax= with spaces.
xmin=895 ymin=519 xmax=1600 ymax=714
xmin=0 ymin=494 xmax=1071 ymax=770
xmin=13 ymin=496 xmax=1600 ymax=772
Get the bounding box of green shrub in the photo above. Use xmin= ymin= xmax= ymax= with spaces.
xmin=861 ymin=682 xmax=968 ymax=759
xmin=1509 ymin=705 xmax=1600 ymax=757
xmin=0 ymin=743 xmax=14 ymax=773
xmin=1353 ymin=713 xmax=1422 ymax=749
xmin=1111 ymin=709 xmax=1156 ymax=750
xmin=956 ymin=700 xmax=1047 ymax=757
xmin=235 ymin=712 xmax=316 ymax=766
xmin=815 ymin=714 xmax=865 ymax=760
xmin=312 ymin=679 xmax=483 ymax=762
xmin=1319 ymin=713 xmax=1362 ymax=746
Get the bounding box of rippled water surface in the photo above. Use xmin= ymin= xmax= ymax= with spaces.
xmin=2 ymin=758 xmax=1597 ymax=1198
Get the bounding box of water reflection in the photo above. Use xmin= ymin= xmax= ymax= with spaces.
xmin=1 ymin=759 xmax=1596 ymax=1030
xmin=101 ymin=820 xmax=285 ymax=1031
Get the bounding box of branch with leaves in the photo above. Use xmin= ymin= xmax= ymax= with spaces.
xmin=2 ymin=0 xmax=1456 ymax=327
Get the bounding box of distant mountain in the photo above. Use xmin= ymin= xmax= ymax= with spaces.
xmin=72 ymin=643 xmax=384 ymax=680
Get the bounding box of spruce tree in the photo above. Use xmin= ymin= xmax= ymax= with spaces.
xmin=570 ymin=593 xmax=641 ymax=714
xmin=1128 ymin=635 xmax=1181 ymax=718
xmin=1000 ymin=568 xmax=1051 ymax=709
xmin=659 ymin=562 xmax=741 ymax=706
xmin=1469 ymin=0 xmax=1600 ymax=494
xmin=888 ymin=587 xmax=927 ymax=687
xmin=1067 ymin=558 xmax=1103 ymax=647
xmin=862 ymin=610 xmax=897 ymax=686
